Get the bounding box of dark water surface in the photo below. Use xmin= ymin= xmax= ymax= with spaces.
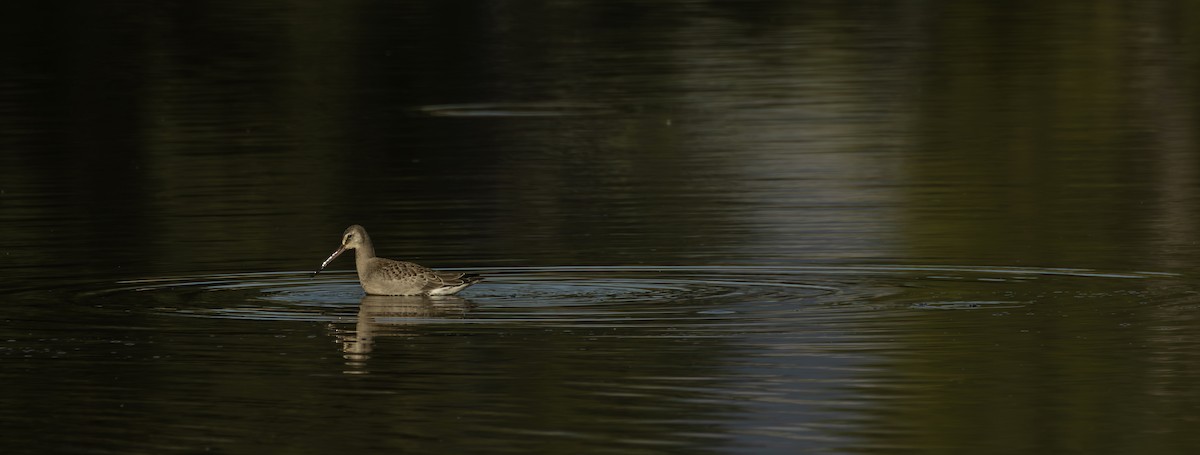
xmin=4 ymin=1 xmax=1200 ymax=453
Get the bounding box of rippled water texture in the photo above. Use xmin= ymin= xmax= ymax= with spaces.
xmin=6 ymin=266 xmax=1198 ymax=452
xmin=5 ymin=1 xmax=1200 ymax=454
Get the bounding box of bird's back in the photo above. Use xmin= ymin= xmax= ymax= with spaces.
xmin=361 ymin=257 xmax=481 ymax=295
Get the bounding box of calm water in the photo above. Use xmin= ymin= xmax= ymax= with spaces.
xmin=3 ymin=1 xmax=1200 ymax=453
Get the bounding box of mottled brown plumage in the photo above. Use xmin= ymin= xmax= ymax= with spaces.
xmin=314 ymin=225 xmax=482 ymax=295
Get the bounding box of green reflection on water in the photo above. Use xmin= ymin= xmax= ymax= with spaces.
xmin=2 ymin=0 xmax=1200 ymax=453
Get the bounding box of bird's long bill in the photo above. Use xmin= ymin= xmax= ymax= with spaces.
xmin=314 ymin=245 xmax=347 ymax=276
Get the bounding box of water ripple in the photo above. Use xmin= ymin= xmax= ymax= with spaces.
xmin=74 ymin=265 xmax=1177 ymax=328
xmin=417 ymin=102 xmax=616 ymax=117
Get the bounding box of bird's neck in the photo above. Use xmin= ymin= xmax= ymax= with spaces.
xmin=354 ymin=242 xmax=375 ymax=274
xmin=354 ymin=244 xmax=375 ymax=259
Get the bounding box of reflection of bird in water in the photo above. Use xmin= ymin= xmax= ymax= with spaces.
xmin=314 ymin=225 xmax=482 ymax=295
xmin=340 ymin=295 xmax=474 ymax=366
